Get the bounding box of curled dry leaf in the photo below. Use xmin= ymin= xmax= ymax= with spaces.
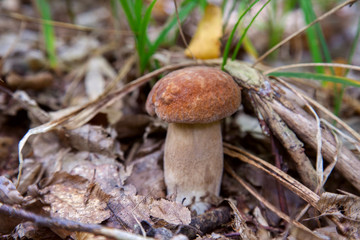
xmin=184 ymin=4 xmax=222 ymax=59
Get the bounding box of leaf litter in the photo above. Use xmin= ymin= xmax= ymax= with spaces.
xmin=0 ymin=1 xmax=360 ymax=240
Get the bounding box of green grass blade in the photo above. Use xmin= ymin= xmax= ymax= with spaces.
xmin=299 ymin=0 xmax=324 ymax=73
xmin=36 ymin=0 xmax=57 ymax=68
xmin=138 ymin=0 xmax=157 ymax=72
xmin=221 ymin=0 xmax=259 ymax=70
xmin=134 ymin=0 xmax=143 ymax=27
xmin=231 ymin=0 xmax=270 ymax=60
xmin=269 ymin=71 xmax=360 ymax=88
xmin=118 ymin=0 xmax=137 ymax=32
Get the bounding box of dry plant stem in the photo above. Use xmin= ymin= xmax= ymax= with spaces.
xmin=253 ymin=95 xmax=318 ymax=190
xmin=271 ymin=100 xmax=360 ymax=192
xmin=104 ymin=54 xmax=136 ymax=95
xmin=0 ymin=203 xmax=152 ymax=240
xmin=164 ymin=122 xmax=223 ymax=209
xmin=223 ymin=143 xmax=320 ymax=206
xmin=263 ymin=62 xmax=360 ymax=75
xmin=173 ymin=0 xmax=193 ymax=59
xmin=6 ymin=12 xmax=132 ymax=35
xmin=224 ymin=163 xmax=314 ymax=234
xmin=253 ymin=0 xmax=358 ymax=66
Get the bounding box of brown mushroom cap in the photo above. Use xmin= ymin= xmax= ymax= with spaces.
xmin=146 ymin=66 xmax=241 ymax=123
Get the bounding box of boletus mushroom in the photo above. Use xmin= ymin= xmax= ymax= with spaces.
xmin=146 ymin=66 xmax=241 ymax=214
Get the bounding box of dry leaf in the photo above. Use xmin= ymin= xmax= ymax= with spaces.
xmin=318 ymin=192 xmax=360 ymax=221
xmin=106 ymin=185 xmax=191 ymax=230
xmin=184 ymin=4 xmax=222 ymax=59
xmin=106 ymin=185 xmax=152 ymax=230
xmin=126 ymin=150 xmax=165 ymax=199
xmin=149 ymin=199 xmax=191 ymax=225
xmin=39 ymin=172 xmax=111 ymax=223
xmin=0 ymin=176 xmax=23 ymax=204
xmin=65 ymin=124 xmax=120 ymax=156
xmin=85 ymin=57 xmax=116 ymax=100
xmin=317 ymin=192 xmax=360 ymax=239
xmin=70 ymin=161 xmax=131 ymax=194
xmin=0 ymin=177 xmax=24 ymax=234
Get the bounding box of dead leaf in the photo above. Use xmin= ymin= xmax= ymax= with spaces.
xmin=39 ymin=172 xmax=111 ymax=224
xmin=106 ymin=185 xmax=152 ymax=230
xmin=17 ymin=159 xmax=43 ymax=194
xmin=107 ymin=185 xmax=191 ymax=231
xmin=184 ymin=4 xmax=222 ymax=59
xmin=149 ymin=199 xmax=191 ymax=225
xmin=318 ymin=192 xmax=360 ymax=221
xmin=317 ymin=192 xmax=360 ymax=239
xmin=126 ymin=150 xmax=165 ymax=199
xmin=0 ymin=176 xmax=23 ymax=204
xmin=70 ymin=161 xmax=131 ymax=194
xmin=65 ymin=124 xmax=121 ymax=157
xmin=85 ymin=57 xmax=116 ymax=100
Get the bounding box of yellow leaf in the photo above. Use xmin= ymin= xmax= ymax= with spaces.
xmin=185 ymin=4 xmax=222 ymax=59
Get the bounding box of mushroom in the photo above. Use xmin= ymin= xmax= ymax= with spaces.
xmin=146 ymin=66 xmax=241 ymax=214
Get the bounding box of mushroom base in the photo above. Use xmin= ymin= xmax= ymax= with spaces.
xmin=164 ymin=122 xmax=223 ymax=214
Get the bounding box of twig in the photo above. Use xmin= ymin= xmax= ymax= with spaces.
xmin=0 ymin=203 xmax=152 ymax=240
xmin=271 ymin=100 xmax=360 ymax=192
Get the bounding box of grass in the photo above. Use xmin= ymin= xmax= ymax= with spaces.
xmin=118 ymin=0 xmax=198 ymax=73
xmin=221 ymin=0 xmax=260 ymax=70
xmin=35 ymin=0 xmax=57 ymax=69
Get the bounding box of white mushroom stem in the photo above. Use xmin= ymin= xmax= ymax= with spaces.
xmin=164 ymin=121 xmax=223 ymax=214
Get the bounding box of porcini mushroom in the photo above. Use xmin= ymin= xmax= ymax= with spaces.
xmin=146 ymin=66 xmax=241 ymax=214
